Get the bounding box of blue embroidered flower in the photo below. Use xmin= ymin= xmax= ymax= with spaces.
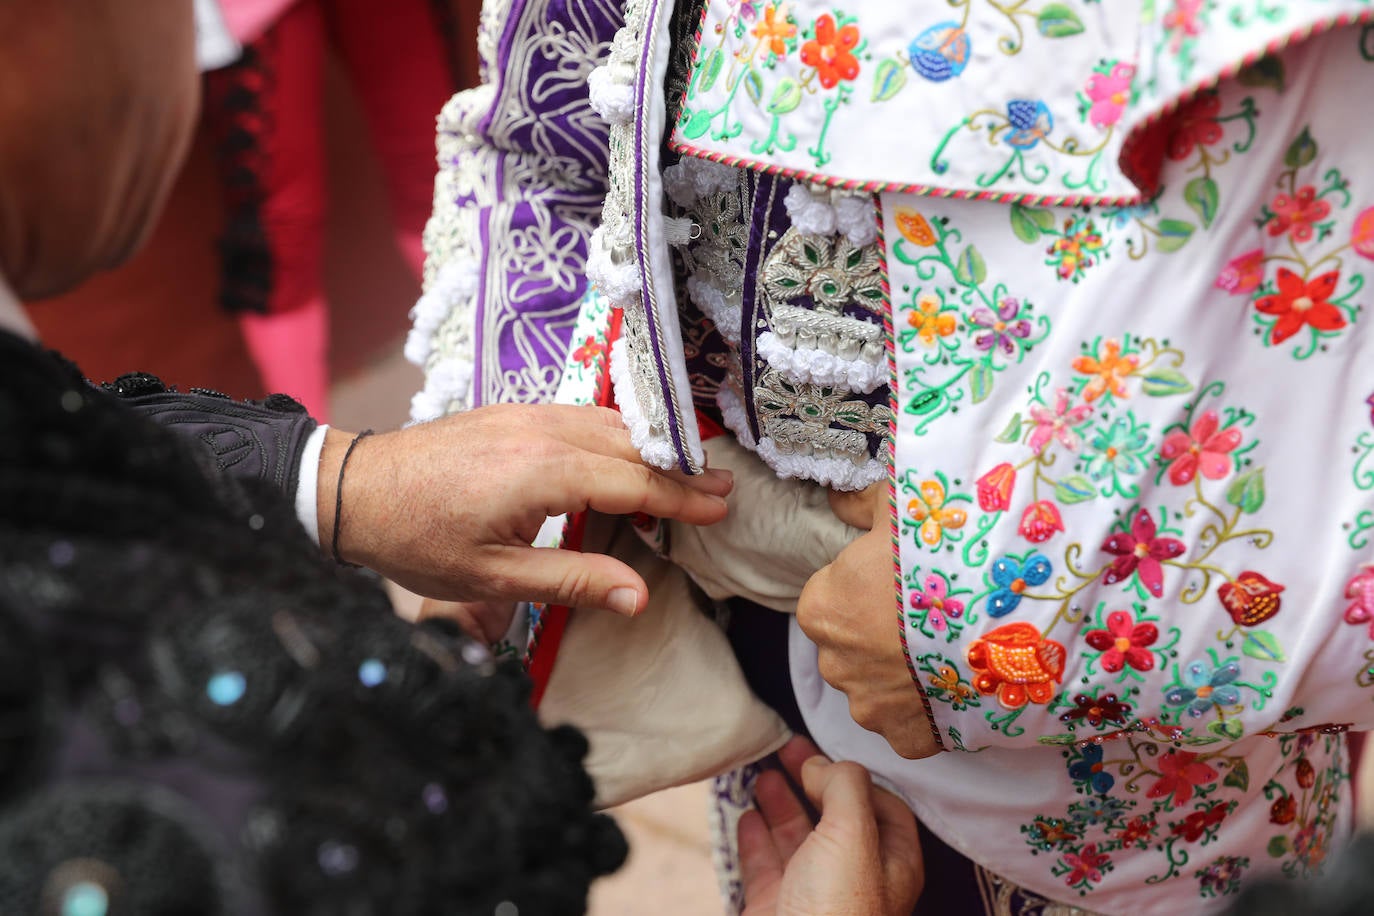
xmin=988 ymin=553 xmax=1053 ymax=617
xmin=1068 ymin=744 xmax=1115 ymax=794
xmin=1069 ymin=794 xmax=1129 ymax=825
xmin=1005 ymin=100 xmax=1053 ymax=149
xmin=909 ymin=22 xmax=970 ymax=82
xmin=1165 ymin=659 xmax=1242 ymax=717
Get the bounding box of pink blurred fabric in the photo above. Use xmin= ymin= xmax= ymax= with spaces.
xmin=218 ymin=0 xmax=299 ymax=43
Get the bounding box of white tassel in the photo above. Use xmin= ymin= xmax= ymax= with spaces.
xmin=833 ymin=193 xmax=879 ymax=248
xmin=587 ymin=226 xmax=643 ymax=304
xmin=784 ymin=183 xmax=837 ymax=237
xmin=588 ymin=64 xmax=635 ymax=125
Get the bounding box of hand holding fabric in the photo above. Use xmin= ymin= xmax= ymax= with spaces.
xmin=317 ymin=404 xmax=732 ymax=616
xmin=739 ymin=737 xmax=923 ymax=916
xmin=798 ymin=485 xmax=941 ymax=759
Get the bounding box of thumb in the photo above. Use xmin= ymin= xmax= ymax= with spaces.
xmin=484 ymin=545 xmax=650 ymax=616
xmin=800 ymin=757 xmax=880 ymax=840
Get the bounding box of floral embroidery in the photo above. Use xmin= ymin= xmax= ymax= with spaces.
xmin=987 ymin=552 xmax=1054 ymax=617
xmin=1100 ymin=509 xmax=1187 ymax=598
xmin=750 ymin=2 xmax=796 ymax=57
xmin=1159 ymin=410 xmax=1243 ymax=486
xmin=1164 ymin=658 xmax=1243 ymax=719
xmin=1217 ymin=570 xmax=1284 ymax=627
xmin=967 ymin=621 xmax=1066 ymax=709
xmin=906 ymin=293 xmax=957 ymax=345
xmin=1146 ymin=750 xmax=1218 ymax=806
xmin=901 ymin=471 xmax=971 ymax=550
xmin=1028 ymin=389 xmax=1092 ymax=453
xmin=1057 ymin=842 xmax=1112 ymax=889
xmin=1342 ymin=566 xmax=1374 ymax=638
xmin=799 ymin=13 xmax=859 ymax=89
xmin=1018 ymin=500 xmax=1065 ymax=545
xmin=916 ymin=654 xmax=981 ymax=709
xmin=1046 ymin=216 xmax=1108 ymax=282
xmin=1060 ymin=692 xmax=1133 ymax=730
xmin=1083 ymin=416 xmax=1152 ymax=498
xmin=1255 ymin=268 xmax=1346 ymax=345
xmin=1072 ymin=338 xmax=1138 ymax=403
xmin=977 ymin=462 xmax=1017 ymax=513
xmin=1268 ymin=183 xmax=1331 ymax=243
xmin=1082 ymin=62 xmax=1135 ymax=128
xmin=1084 ymin=610 xmax=1159 ymax=674
xmin=909 ymin=572 xmax=969 ymax=639
xmin=1196 ymin=855 xmax=1249 ymax=898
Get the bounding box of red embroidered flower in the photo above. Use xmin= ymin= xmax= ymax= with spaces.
xmin=976 ymin=462 xmax=1017 ymax=513
xmin=967 ymin=622 xmax=1066 ymax=710
xmin=1165 ymin=90 xmax=1221 ymax=160
xmin=1214 ymin=248 xmax=1265 ymax=296
xmin=1059 ymin=691 xmax=1132 ymax=728
xmin=1295 ymin=757 xmax=1316 ymax=789
xmin=1270 ymin=794 xmax=1297 ymax=825
xmin=1158 ymin=410 xmax=1242 ymax=486
xmin=1147 ymin=750 xmax=1218 ymax=805
xmin=1100 ymin=509 xmax=1186 ymax=598
xmin=1254 ymin=267 xmax=1346 ymax=345
xmin=799 ymin=14 xmax=860 ymax=89
xmin=1268 ymin=184 xmax=1331 ymax=244
xmin=1018 ymin=500 xmax=1065 ymax=544
xmin=1084 ymin=609 xmax=1158 ymax=673
xmin=571 ymin=336 xmax=606 ymax=368
xmin=1218 ymin=571 xmax=1285 ymax=626
xmin=1352 ymin=206 xmax=1374 ymax=261
xmin=1171 ymin=802 xmax=1228 ymax=842
xmin=1117 ymin=815 xmax=1157 ymax=847
xmin=1063 ymin=843 xmax=1110 ymax=887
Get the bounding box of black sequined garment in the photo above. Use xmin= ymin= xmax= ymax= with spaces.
xmin=0 ymin=332 xmax=626 ymax=915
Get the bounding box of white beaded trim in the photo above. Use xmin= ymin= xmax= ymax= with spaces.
xmin=610 ymin=337 xmax=681 ymax=470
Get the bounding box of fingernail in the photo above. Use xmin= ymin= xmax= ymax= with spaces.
xmin=607 ymin=587 xmax=640 ymax=616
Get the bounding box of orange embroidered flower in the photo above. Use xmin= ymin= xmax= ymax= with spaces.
xmin=966 ymin=622 xmax=1066 ymax=710
xmin=1071 ymin=338 xmax=1138 ymax=402
xmin=928 ymin=664 xmax=976 ymax=709
xmin=751 ymin=3 xmax=797 ymax=58
xmin=799 ymin=13 xmax=860 ymax=90
xmin=907 ymin=293 xmax=956 ymax=344
xmin=894 ymin=208 xmax=937 ymax=247
xmin=906 ymin=477 xmax=967 ymax=547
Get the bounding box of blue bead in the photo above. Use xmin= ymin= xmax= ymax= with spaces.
xmin=206 ymin=671 xmax=247 ymax=706
xmin=357 ymin=659 xmax=387 ymax=688
xmin=62 ymin=882 xmax=109 ymax=916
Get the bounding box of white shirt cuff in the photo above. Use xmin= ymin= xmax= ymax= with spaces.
xmin=295 ymin=424 xmax=329 ymax=546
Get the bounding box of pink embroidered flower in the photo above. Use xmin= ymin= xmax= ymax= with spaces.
xmin=1268 ymin=184 xmax=1331 ymax=244
xmin=1027 ymin=389 xmax=1092 ymax=454
xmin=1165 ymin=91 xmax=1222 ymax=161
xmin=1084 ymin=609 xmax=1159 ymax=673
xmin=1146 ymin=750 xmax=1218 ymax=805
xmin=976 ymin=463 xmax=1017 ymax=513
xmin=1158 ymin=410 xmax=1243 ymax=486
xmin=800 ymin=13 xmax=860 ymax=89
xmin=1352 ymin=206 xmax=1374 ymax=261
xmin=1163 ymin=0 xmax=1204 ymax=52
xmin=1254 ymin=267 xmax=1346 ymax=345
xmin=1063 ymin=843 xmax=1110 ymax=887
xmin=1214 ymin=248 xmax=1265 ymax=296
xmin=1100 ymin=509 xmax=1186 ymax=598
xmin=571 ymin=336 xmax=606 ymax=368
xmin=909 ymin=575 xmax=965 ymax=632
xmin=1018 ymin=500 xmax=1065 ymax=544
xmin=1084 ymin=63 xmax=1135 ymax=128
xmin=1343 ymin=565 xmax=1374 ymax=638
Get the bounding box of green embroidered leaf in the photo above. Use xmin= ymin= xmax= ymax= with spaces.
xmin=1267 ymin=834 xmax=1291 ymax=858
xmin=1284 ymin=127 xmax=1318 ymax=169
xmin=699 ymin=48 xmax=725 ymax=93
xmin=1140 ymin=367 xmax=1193 ymax=397
xmin=872 ymin=57 xmax=908 ymax=103
xmin=1053 ymin=475 xmax=1097 ymax=505
xmin=1027 ymin=207 xmax=1057 ymax=233
xmin=1036 ymin=3 xmax=1085 ymax=37
xmin=681 ymin=109 xmax=714 ymax=140
xmin=1154 ymin=218 xmax=1195 ymax=253
xmin=1009 ymin=204 xmax=1042 ymax=244
xmin=767 ymin=78 xmax=804 ymax=115
xmin=954 ymin=245 xmax=988 ymax=286
xmin=1184 ymin=176 xmax=1220 ymax=229
xmin=908 ymin=388 xmax=943 ymax=415
xmin=969 ymin=363 xmax=995 ymax=404
xmin=1208 ymin=719 xmax=1245 ymax=741
xmin=1037 ymin=734 xmax=1079 ymax=746
xmin=744 ymin=69 xmax=765 ymax=106
xmin=1237 ymin=54 xmax=1285 ymax=92
xmin=1223 ymin=759 xmax=1251 ymax=791
xmin=1242 ymin=629 xmax=1286 ymax=663
xmin=1226 ymin=468 xmax=1266 ymax=515
xmin=995 ymin=412 xmax=1023 ymax=443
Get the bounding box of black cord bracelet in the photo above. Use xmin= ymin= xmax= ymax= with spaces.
xmin=332 ymin=429 xmax=374 ymax=567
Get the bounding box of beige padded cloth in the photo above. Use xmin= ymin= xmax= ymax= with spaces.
xmin=537 ymin=438 xmax=859 ymax=808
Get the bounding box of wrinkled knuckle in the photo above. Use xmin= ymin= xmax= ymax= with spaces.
xmin=816 ymin=652 xmax=844 ymax=689
xmin=557 ymin=566 xmax=598 ymax=608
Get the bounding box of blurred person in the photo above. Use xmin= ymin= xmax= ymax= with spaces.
xmin=201 ymin=0 xmax=475 ymax=419
xmin=0 ymin=1 xmax=736 ymax=911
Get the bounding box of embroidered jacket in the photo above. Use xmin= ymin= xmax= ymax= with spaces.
xmin=411 ymin=0 xmax=1374 ymax=912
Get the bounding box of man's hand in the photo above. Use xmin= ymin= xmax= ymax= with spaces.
xmin=797 ymin=485 xmax=941 ymax=759
xmin=317 ymin=404 xmax=731 ymax=616
xmin=739 ymin=737 xmax=923 ymax=916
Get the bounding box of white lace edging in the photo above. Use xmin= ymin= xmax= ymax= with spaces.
xmin=755 ymin=436 xmax=887 ymax=491
xmin=404 ymin=258 xmax=480 ymax=366
xmin=687 ymin=275 xmax=741 ymax=346
xmin=409 ymin=357 xmax=474 ymax=425
xmin=755 ymin=331 xmax=886 ymax=394
xmin=715 ymin=385 xmax=758 ymax=449
xmin=588 ymin=225 xmax=643 ymax=303
xmin=610 ymin=338 xmax=680 ymax=470
xmin=782 ymin=183 xmax=879 ymax=248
